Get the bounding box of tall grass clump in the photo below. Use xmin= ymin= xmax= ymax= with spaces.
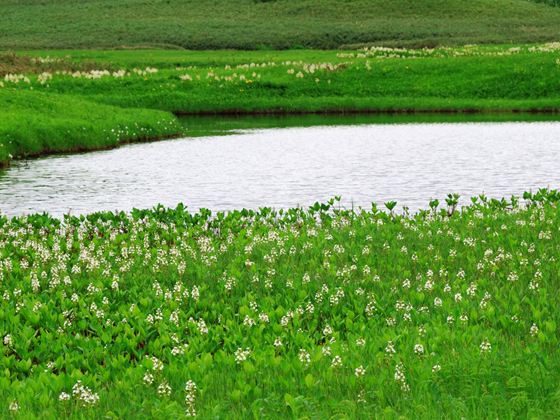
xmin=0 ymin=190 xmax=559 ymax=417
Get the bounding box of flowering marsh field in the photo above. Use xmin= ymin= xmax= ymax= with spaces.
xmin=2 ymin=43 xmax=560 ymax=166
xmin=1 ymin=191 xmax=560 ymax=417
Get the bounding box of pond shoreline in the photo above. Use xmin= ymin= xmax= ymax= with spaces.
xmin=3 ymin=120 xmax=560 ymax=217
xmin=0 ymin=132 xmax=183 ymax=169
xmin=173 ymin=108 xmax=560 ymax=116
xmin=3 ymin=109 xmax=560 ymax=169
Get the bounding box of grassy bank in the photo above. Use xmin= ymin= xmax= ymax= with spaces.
xmin=2 ymin=44 xmax=560 ymax=165
xmin=2 ymin=0 xmax=560 ymax=49
xmin=0 ymin=89 xmax=182 ymax=167
xmin=1 ymin=191 xmax=560 ymax=417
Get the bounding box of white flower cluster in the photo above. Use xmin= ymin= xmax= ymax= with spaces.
xmin=298 ymin=348 xmax=311 ymax=366
xmin=354 ymin=365 xmax=366 ymax=378
xmin=157 ymin=381 xmax=172 ymax=397
xmin=530 ymin=323 xmax=539 ymax=337
xmin=4 ymin=74 xmax=30 ymax=84
xmin=394 ymin=363 xmax=409 ymax=392
xmin=185 ymin=380 xmax=197 ymax=417
xmin=480 ymin=340 xmax=492 ymax=354
xmin=71 ymin=380 xmax=100 ymax=406
xmin=331 ymin=355 xmax=342 ymax=368
xmin=234 ymin=347 xmax=251 ymax=364
xmin=385 ymin=340 xmax=396 ymax=355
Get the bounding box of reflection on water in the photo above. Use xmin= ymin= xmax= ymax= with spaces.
xmin=1 ymin=115 xmax=560 ymax=216
xmin=179 ymin=112 xmax=560 ymax=136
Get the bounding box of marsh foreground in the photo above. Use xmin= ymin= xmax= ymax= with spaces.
xmin=1 ymin=191 xmax=559 ymax=417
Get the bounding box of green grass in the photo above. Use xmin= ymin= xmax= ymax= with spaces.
xmin=0 ymin=89 xmax=182 ymax=166
xmin=12 ymin=47 xmax=560 ymax=113
xmin=2 ymin=44 xmax=560 ymax=166
xmin=1 ymin=191 xmax=560 ymax=418
xmin=2 ymin=0 xmax=560 ymax=49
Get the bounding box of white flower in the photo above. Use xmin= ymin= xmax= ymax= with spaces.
xmin=432 ymin=364 xmax=441 ymax=373
xmin=467 ymin=283 xmax=477 ymax=296
xmin=298 ymin=349 xmax=311 ymax=366
xmin=143 ymin=372 xmax=154 ymax=385
xmin=258 ymin=313 xmax=269 ymax=323
xmin=157 ymin=381 xmax=172 ymax=397
xmin=72 ymin=380 xmax=100 ymax=406
xmin=8 ymin=401 xmax=19 ymax=412
xmin=149 ymin=356 xmax=164 ymax=371
xmin=59 ymin=392 xmax=71 ymax=401
xmin=480 ymin=340 xmax=492 ymax=354
xmin=185 ymin=380 xmax=197 ymax=417
xmin=234 ymin=347 xmax=251 ymax=364
xmin=394 ymin=363 xmax=409 ymax=392
xmin=530 ymin=323 xmax=539 ymax=337
xmin=243 ymin=315 xmax=255 ymax=327
xmin=386 ymin=317 xmax=396 ymax=326
xmin=357 ymin=389 xmax=367 ymax=403
xmin=354 ymin=365 xmax=366 ymax=377
xmin=172 ymin=345 xmax=186 ymax=356
xmin=331 ymin=355 xmax=342 ymax=368
xmin=414 ymin=344 xmax=424 ymax=355
xmin=507 ymin=272 xmax=518 ymax=282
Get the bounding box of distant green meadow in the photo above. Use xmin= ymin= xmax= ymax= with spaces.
xmin=1 ymin=191 xmax=560 ymax=417
xmin=2 ymin=0 xmax=560 ymax=50
xmin=1 ymin=44 xmax=560 ymax=166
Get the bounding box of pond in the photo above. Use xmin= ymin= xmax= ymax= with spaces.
xmin=1 ymin=114 xmax=560 ymax=216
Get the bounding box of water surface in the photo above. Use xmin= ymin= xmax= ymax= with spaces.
xmin=1 ymin=116 xmax=559 ymax=216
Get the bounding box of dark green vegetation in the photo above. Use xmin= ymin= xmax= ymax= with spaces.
xmin=1 ymin=191 xmax=560 ymax=417
xmin=178 ymin=112 xmax=560 ymax=137
xmin=2 ymin=0 xmax=560 ymax=49
xmin=534 ymin=0 xmax=560 ymax=6
xmin=2 ymin=44 xmax=560 ymax=166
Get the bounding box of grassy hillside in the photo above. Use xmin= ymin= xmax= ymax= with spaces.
xmin=2 ymin=0 xmax=560 ymax=50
